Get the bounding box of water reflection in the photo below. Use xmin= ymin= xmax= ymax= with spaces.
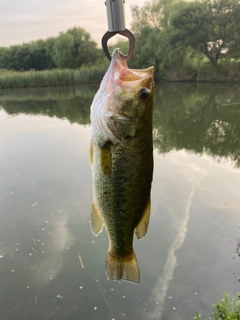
xmin=147 ymin=167 xmax=208 ymax=320
xmin=1 ymin=83 xmax=240 ymax=167
xmin=0 ymin=83 xmax=240 ymax=320
xmin=153 ymin=83 xmax=240 ymax=167
xmin=33 ymin=213 xmax=73 ymax=286
xmin=0 ymin=85 xmax=96 ymax=125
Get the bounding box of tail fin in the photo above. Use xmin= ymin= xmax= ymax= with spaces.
xmin=106 ymin=249 xmax=140 ymax=283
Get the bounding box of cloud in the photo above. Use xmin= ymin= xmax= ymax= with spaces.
xmin=32 ymin=213 xmax=74 ymax=286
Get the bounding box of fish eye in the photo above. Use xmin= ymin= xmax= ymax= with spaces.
xmin=139 ymin=88 xmax=150 ymax=100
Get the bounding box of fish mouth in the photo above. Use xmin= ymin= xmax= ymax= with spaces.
xmin=110 ymin=48 xmax=154 ymax=83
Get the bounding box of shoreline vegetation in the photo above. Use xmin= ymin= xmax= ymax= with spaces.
xmin=1 ymin=0 xmax=240 ymax=89
xmin=1 ymin=60 xmax=240 ymax=89
xmin=0 ymin=67 xmax=106 ymax=89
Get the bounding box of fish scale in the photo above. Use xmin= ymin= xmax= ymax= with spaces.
xmin=92 ymin=134 xmax=152 ymax=247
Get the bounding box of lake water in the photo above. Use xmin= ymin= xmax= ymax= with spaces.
xmin=0 ymin=83 xmax=239 ymax=320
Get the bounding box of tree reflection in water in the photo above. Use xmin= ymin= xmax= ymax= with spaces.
xmin=153 ymin=83 xmax=240 ymax=167
xmin=1 ymin=82 xmax=240 ymax=166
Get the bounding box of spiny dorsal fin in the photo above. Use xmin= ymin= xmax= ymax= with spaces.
xmin=135 ymin=198 xmax=151 ymax=239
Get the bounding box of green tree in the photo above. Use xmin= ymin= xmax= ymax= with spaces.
xmin=45 ymin=37 xmax=57 ymax=69
xmin=53 ymin=27 xmax=98 ymax=69
xmin=0 ymin=26 xmax=98 ymax=71
xmin=53 ymin=32 xmax=74 ymax=68
xmin=130 ymin=0 xmax=180 ymax=75
xmin=131 ymin=0 xmax=175 ymax=31
xmin=0 ymin=47 xmax=10 ymax=69
xmin=29 ymin=40 xmax=49 ymax=70
xmin=170 ymin=0 xmax=240 ymax=72
xmin=3 ymin=41 xmax=51 ymax=71
xmin=8 ymin=44 xmax=29 ymax=70
xmin=65 ymin=27 xmax=98 ymax=68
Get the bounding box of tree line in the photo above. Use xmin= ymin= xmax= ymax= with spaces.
xmin=129 ymin=0 xmax=240 ymax=79
xmin=1 ymin=0 xmax=240 ymax=80
xmin=0 ymin=27 xmax=102 ymax=71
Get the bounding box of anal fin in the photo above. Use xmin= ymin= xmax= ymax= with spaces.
xmin=135 ymin=198 xmax=151 ymax=239
xmin=91 ymin=201 xmax=104 ymax=236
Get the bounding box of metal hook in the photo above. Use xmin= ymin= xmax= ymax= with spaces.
xmin=101 ymin=28 xmax=135 ymax=61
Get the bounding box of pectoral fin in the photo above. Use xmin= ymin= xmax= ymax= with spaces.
xmin=91 ymin=201 xmax=104 ymax=236
xmin=135 ymin=198 xmax=151 ymax=239
xmin=99 ymin=140 xmax=112 ymax=175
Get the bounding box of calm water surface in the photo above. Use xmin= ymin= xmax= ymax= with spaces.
xmin=0 ymin=83 xmax=239 ymax=320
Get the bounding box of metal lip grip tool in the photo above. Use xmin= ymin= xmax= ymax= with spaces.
xmin=102 ymin=0 xmax=135 ymax=61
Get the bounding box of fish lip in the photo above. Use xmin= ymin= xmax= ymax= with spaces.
xmin=110 ymin=48 xmax=154 ymax=84
xmin=111 ymin=48 xmax=128 ymax=71
xmin=112 ymin=48 xmax=125 ymax=61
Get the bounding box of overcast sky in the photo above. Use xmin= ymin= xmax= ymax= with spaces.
xmin=0 ymin=0 xmax=145 ymax=47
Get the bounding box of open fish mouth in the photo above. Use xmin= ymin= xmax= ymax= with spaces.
xmin=110 ymin=48 xmax=154 ymax=84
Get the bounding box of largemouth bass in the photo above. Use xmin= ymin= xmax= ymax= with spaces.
xmin=90 ymin=48 xmax=154 ymax=283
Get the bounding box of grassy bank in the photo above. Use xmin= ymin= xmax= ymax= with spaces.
xmin=1 ymin=58 xmax=240 ymax=89
xmin=0 ymin=66 xmax=106 ymax=89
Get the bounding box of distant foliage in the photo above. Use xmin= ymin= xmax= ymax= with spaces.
xmin=53 ymin=27 xmax=99 ymax=69
xmin=169 ymin=0 xmax=240 ymax=71
xmin=131 ymin=0 xmax=240 ymax=79
xmin=0 ymin=26 xmax=101 ymax=71
xmin=1 ymin=1 xmax=240 ymax=82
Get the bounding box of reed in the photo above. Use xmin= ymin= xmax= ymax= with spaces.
xmin=0 ymin=67 xmax=106 ymax=89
